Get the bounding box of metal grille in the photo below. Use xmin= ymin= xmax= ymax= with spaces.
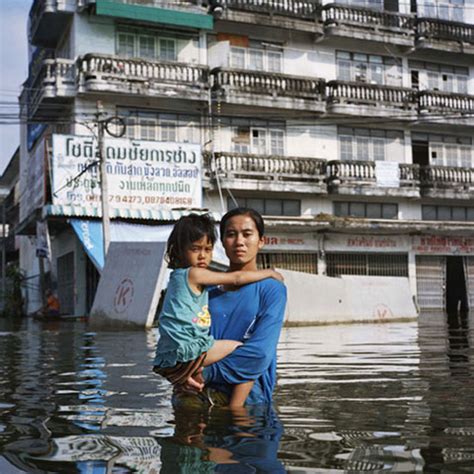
xmin=415 ymin=256 xmax=445 ymax=310
xmin=57 ymin=252 xmax=75 ymax=315
xmin=326 ymin=253 xmax=409 ymax=277
xmin=465 ymin=257 xmax=474 ymax=311
xmin=258 ymin=253 xmax=318 ymax=274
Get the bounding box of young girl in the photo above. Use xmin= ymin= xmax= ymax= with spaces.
xmin=153 ymin=213 xmax=283 ymax=407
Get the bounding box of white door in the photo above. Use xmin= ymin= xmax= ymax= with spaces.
xmin=416 ymin=256 xmax=446 ymax=310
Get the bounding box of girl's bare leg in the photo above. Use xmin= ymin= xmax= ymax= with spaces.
xmin=203 ymin=340 xmax=242 ymax=366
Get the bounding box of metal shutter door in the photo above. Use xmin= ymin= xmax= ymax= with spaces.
xmin=416 ymin=256 xmax=445 ymax=310
xmin=465 ymin=257 xmax=474 ymax=311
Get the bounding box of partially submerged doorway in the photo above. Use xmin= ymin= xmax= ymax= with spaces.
xmin=446 ymin=256 xmax=468 ymax=313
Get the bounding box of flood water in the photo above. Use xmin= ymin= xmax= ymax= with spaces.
xmin=1 ymin=312 xmax=474 ymax=473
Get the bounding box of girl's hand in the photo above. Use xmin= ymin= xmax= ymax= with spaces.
xmin=183 ymin=369 xmax=204 ymax=393
xmin=267 ymin=269 xmax=284 ymax=282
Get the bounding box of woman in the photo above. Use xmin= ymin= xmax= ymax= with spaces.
xmin=174 ymin=207 xmax=287 ymax=407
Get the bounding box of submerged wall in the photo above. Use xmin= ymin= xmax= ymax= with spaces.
xmin=279 ymin=269 xmax=418 ymax=325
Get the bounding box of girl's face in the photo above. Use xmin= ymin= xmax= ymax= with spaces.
xmin=184 ymin=235 xmax=213 ymax=269
xmin=222 ymin=215 xmax=264 ymax=270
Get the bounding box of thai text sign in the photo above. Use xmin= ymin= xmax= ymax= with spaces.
xmin=413 ymin=235 xmax=474 ymax=255
xmin=51 ymin=135 xmax=202 ymax=213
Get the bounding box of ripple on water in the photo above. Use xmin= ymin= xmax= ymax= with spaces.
xmin=1 ymin=316 xmax=474 ymax=472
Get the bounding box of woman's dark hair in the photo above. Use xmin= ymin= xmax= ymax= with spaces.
xmin=219 ymin=207 xmax=265 ymax=241
xmin=167 ymin=214 xmax=217 ymax=269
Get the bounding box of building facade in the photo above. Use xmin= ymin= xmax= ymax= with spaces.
xmin=19 ymin=0 xmax=474 ymax=316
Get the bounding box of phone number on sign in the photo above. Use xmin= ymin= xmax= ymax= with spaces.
xmin=107 ymin=195 xmax=194 ymax=206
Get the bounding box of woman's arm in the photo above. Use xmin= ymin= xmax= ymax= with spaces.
xmin=229 ymin=381 xmax=254 ymax=408
xmin=204 ymin=282 xmax=287 ymax=386
xmin=189 ymin=267 xmax=283 ymax=288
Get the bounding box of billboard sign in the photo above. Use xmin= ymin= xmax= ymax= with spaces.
xmin=51 ymin=135 xmax=202 ymax=215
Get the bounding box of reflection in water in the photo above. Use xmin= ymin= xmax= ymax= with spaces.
xmin=0 ymin=312 xmax=473 ymax=471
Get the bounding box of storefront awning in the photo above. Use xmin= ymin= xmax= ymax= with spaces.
xmin=70 ymin=219 xmax=229 ymax=272
xmin=43 ymin=204 xmax=221 ymax=222
xmin=95 ymin=0 xmax=213 ymax=30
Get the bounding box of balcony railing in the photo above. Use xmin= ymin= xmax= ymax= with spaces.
xmin=326 ymin=81 xmax=417 ymax=111
xmin=322 ymin=4 xmax=414 ymax=32
xmin=216 ymin=0 xmax=319 ymax=19
xmin=421 ymin=165 xmax=474 ymax=187
xmin=78 ymin=53 xmax=209 ymax=91
xmin=326 ymin=160 xmax=419 ymax=187
xmin=418 ymin=90 xmax=474 ymax=114
xmin=28 ymin=58 xmax=76 ymax=116
xmin=208 ymin=152 xmax=326 ymax=183
xmin=212 ymin=68 xmax=325 ymax=101
xmin=416 ymin=18 xmax=474 ymax=44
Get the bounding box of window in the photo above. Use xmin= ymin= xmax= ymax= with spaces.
xmin=326 ymin=253 xmax=408 ymax=277
xmin=160 ymin=120 xmax=177 ymax=142
xmin=118 ymin=33 xmax=135 ymax=57
xmin=422 ymin=205 xmax=474 ymax=222
xmin=139 ymin=35 xmax=155 ymax=59
xmin=414 ymin=133 xmax=473 ymax=168
xmin=159 ymin=39 xmax=176 ymax=61
xmin=409 ymin=60 xmax=469 ymax=94
xmin=336 ymin=51 xmax=402 ymax=86
xmin=119 ymin=109 xmax=200 ymax=143
xmin=228 ymin=197 xmax=300 ymax=217
xmin=116 ymin=27 xmax=181 ymax=62
xmin=338 ymin=127 xmax=404 ymax=162
xmin=334 ymin=201 xmax=398 ymax=219
xmin=267 ymin=51 xmax=283 ymax=73
xmin=249 ymin=49 xmax=264 ymax=71
xmin=230 ymin=47 xmax=246 ymax=69
xmin=232 ymin=124 xmax=285 ymax=155
xmin=417 ymin=0 xmax=464 ymax=22
xmin=258 ymin=253 xmax=317 ymax=274
xmin=230 ymin=46 xmax=283 ymax=73
xmin=139 ymin=117 xmax=157 ymax=141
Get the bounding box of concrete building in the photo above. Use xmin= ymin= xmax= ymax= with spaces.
xmin=18 ymin=0 xmax=474 ymax=317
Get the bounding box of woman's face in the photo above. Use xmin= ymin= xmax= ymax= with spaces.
xmin=222 ymin=214 xmax=264 ymax=270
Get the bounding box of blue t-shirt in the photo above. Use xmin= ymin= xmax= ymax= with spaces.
xmin=154 ymin=268 xmax=214 ymax=368
xmin=204 ymin=279 xmax=287 ymax=405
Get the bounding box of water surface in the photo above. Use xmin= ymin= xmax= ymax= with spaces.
xmin=0 ymin=312 xmax=473 ymax=472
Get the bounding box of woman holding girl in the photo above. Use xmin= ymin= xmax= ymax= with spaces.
xmin=153 ymin=213 xmax=283 ymax=407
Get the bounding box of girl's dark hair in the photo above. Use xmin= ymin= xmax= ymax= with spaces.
xmin=166 ymin=213 xmax=217 ymax=269
xmin=219 ymin=207 xmax=265 ymax=241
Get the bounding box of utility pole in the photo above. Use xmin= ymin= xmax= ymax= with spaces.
xmin=96 ymin=101 xmax=111 ymax=259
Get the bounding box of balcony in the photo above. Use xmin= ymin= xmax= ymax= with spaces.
xmin=326 ymin=81 xmax=417 ymax=118
xmin=418 ymin=90 xmax=474 ymax=124
xmin=78 ymin=54 xmax=209 ymax=101
xmin=204 ymin=152 xmax=327 ymax=194
xmin=29 ymin=0 xmax=77 ymax=48
xmin=211 ymin=68 xmax=326 ymax=114
xmin=321 ymin=4 xmax=414 ymax=47
xmin=28 ymin=58 xmax=76 ymax=120
xmin=325 ymin=160 xmax=420 ymax=197
xmin=421 ymin=165 xmax=474 ymax=200
xmin=416 ymin=18 xmax=474 ymax=55
xmin=211 ymin=0 xmax=322 ymax=34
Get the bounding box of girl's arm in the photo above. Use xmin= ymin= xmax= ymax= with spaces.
xmin=189 ymin=268 xmax=283 ymax=288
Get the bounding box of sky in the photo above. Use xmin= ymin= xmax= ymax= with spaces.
xmin=0 ymin=0 xmax=31 ymax=174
